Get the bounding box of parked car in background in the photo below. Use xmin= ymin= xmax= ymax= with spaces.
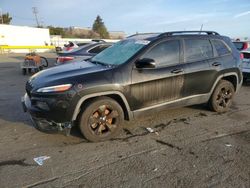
xmin=233 ymin=41 xmax=249 ymax=51
xmin=241 ymin=50 xmax=250 ymax=81
xmin=62 ymin=41 xmax=79 ymax=51
xmin=233 ymin=41 xmax=250 ymax=81
xmin=56 ymin=42 xmax=113 ymax=65
xmin=22 ymin=31 xmax=242 ymax=142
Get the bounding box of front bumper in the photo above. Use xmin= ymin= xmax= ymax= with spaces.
xmin=22 ymin=93 xmax=73 ymax=133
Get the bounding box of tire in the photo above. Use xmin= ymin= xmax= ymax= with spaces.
xmin=79 ymin=97 xmax=124 ymax=142
xmin=28 ymin=68 xmax=32 ymax=74
xmin=31 ymin=116 xmax=58 ymax=134
xmin=209 ymin=80 xmax=235 ymax=113
xmin=22 ymin=68 xmax=26 ymax=75
xmin=40 ymin=56 xmax=48 ymax=67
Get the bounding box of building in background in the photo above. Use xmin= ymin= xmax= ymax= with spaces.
xmin=0 ymin=24 xmax=125 ymax=53
xmin=0 ymin=24 xmax=51 ymax=53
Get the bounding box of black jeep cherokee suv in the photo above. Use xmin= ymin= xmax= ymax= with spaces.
xmin=22 ymin=31 xmax=242 ymax=142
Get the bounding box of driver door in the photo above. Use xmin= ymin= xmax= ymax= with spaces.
xmin=130 ymin=40 xmax=185 ymax=110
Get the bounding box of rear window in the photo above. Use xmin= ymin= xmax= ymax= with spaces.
xmin=212 ymin=40 xmax=230 ymax=56
xmin=184 ymin=39 xmax=213 ymax=62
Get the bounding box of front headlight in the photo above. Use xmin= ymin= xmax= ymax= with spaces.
xmin=37 ymin=84 xmax=72 ymax=93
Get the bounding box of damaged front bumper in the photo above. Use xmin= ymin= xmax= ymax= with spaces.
xmin=21 ymin=93 xmax=73 ymax=135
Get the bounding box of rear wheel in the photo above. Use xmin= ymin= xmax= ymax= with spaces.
xmin=209 ymin=80 xmax=235 ymax=113
xmin=79 ymin=97 xmax=124 ymax=142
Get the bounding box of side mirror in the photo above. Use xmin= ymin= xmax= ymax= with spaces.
xmin=135 ymin=58 xmax=156 ymax=69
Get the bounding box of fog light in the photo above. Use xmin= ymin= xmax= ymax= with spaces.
xmin=36 ymin=101 xmax=50 ymax=111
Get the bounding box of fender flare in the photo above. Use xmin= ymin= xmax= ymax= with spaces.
xmin=72 ymin=91 xmax=132 ymax=121
xmin=209 ymin=72 xmax=241 ymax=95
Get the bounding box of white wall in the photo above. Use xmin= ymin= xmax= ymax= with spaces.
xmin=0 ymin=25 xmax=120 ymax=53
xmin=0 ymin=24 xmax=51 ymax=53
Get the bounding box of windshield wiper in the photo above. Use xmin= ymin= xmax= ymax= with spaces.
xmin=89 ymin=59 xmax=111 ymax=67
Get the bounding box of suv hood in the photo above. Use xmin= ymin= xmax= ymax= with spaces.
xmin=29 ymin=61 xmax=110 ymax=89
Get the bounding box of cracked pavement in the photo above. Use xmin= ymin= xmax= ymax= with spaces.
xmin=0 ymin=53 xmax=249 ymax=188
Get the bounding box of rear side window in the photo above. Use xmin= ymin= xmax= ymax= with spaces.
xmin=141 ymin=40 xmax=180 ymax=67
xmin=212 ymin=40 xmax=230 ymax=56
xmin=184 ymin=39 xmax=213 ymax=62
xmin=88 ymin=45 xmax=110 ymax=54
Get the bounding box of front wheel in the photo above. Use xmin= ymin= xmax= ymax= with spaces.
xmin=79 ymin=97 xmax=124 ymax=142
xmin=209 ymin=80 xmax=235 ymax=113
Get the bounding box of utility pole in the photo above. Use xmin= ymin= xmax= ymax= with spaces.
xmin=32 ymin=7 xmax=39 ymax=27
xmin=200 ymin=24 xmax=204 ymax=31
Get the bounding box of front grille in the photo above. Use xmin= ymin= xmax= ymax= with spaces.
xmin=26 ymin=81 xmax=33 ymax=97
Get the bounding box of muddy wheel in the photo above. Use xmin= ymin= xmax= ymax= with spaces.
xmin=209 ymin=80 xmax=235 ymax=113
xmin=79 ymin=97 xmax=124 ymax=142
xmin=31 ymin=116 xmax=58 ymax=134
xmin=22 ymin=68 xmax=26 ymax=75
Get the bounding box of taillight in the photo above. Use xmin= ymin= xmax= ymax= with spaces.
xmin=57 ymin=56 xmax=74 ymax=63
xmin=240 ymin=53 xmax=244 ymax=60
xmin=242 ymin=42 xmax=248 ymax=50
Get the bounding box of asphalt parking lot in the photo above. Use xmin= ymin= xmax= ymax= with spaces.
xmin=0 ymin=53 xmax=249 ymax=188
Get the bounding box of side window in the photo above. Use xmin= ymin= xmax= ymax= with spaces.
xmin=141 ymin=40 xmax=180 ymax=67
xmin=184 ymin=39 xmax=213 ymax=62
xmin=212 ymin=40 xmax=230 ymax=56
xmin=89 ymin=45 xmax=110 ymax=54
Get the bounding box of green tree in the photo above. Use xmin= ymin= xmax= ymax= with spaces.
xmin=47 ymin=26 xmax=64 ymax=35
xmin=0 ymin=13 xmax=12 ymax=24
xmin=92 ymin=15 xmax=109 ymax=39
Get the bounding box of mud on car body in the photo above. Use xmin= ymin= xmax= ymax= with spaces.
xmin=22 ymin=31 xmax=243 ymax=142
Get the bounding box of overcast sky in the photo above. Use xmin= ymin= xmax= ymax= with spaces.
xmin=1 ymin=0 xmax=250 ymax=37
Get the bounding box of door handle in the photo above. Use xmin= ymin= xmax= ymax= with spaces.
xmin=212 ymin=62 xmax=221 ymax=67
xmin=171 ymin=69 xmax=184 ymax=74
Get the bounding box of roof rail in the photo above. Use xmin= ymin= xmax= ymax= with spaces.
xmin=126 ymin=33 xmax=160 ymax=38
xmin=158 ymin=31 xmax=220 ymax=37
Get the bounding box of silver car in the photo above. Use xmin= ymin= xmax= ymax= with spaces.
xmin=55 ymin=42 xmax=113 ymax=65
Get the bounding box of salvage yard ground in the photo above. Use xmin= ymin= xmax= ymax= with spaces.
xmin=0 ymin=53 xmax=249 ymax=188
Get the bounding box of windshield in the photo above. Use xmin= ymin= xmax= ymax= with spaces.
xmin=91 ymin=39 xmax=149 ymax=65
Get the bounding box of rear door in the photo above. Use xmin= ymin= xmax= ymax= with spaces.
xmin=182 ymin=38 xmax=215 ymax=97
xmin=130 ymin=39 xmax=185 ymax=110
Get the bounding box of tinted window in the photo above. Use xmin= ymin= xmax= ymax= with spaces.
xmin=212 ymin=40 xmax=230 ymax=56
xmin=141 ymin=40 xmax=180 ymax=67
xmin=89 ymin=45 xmax=110 ymax=54
xmin=184 ymin=39 xmax=213 ymax=62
